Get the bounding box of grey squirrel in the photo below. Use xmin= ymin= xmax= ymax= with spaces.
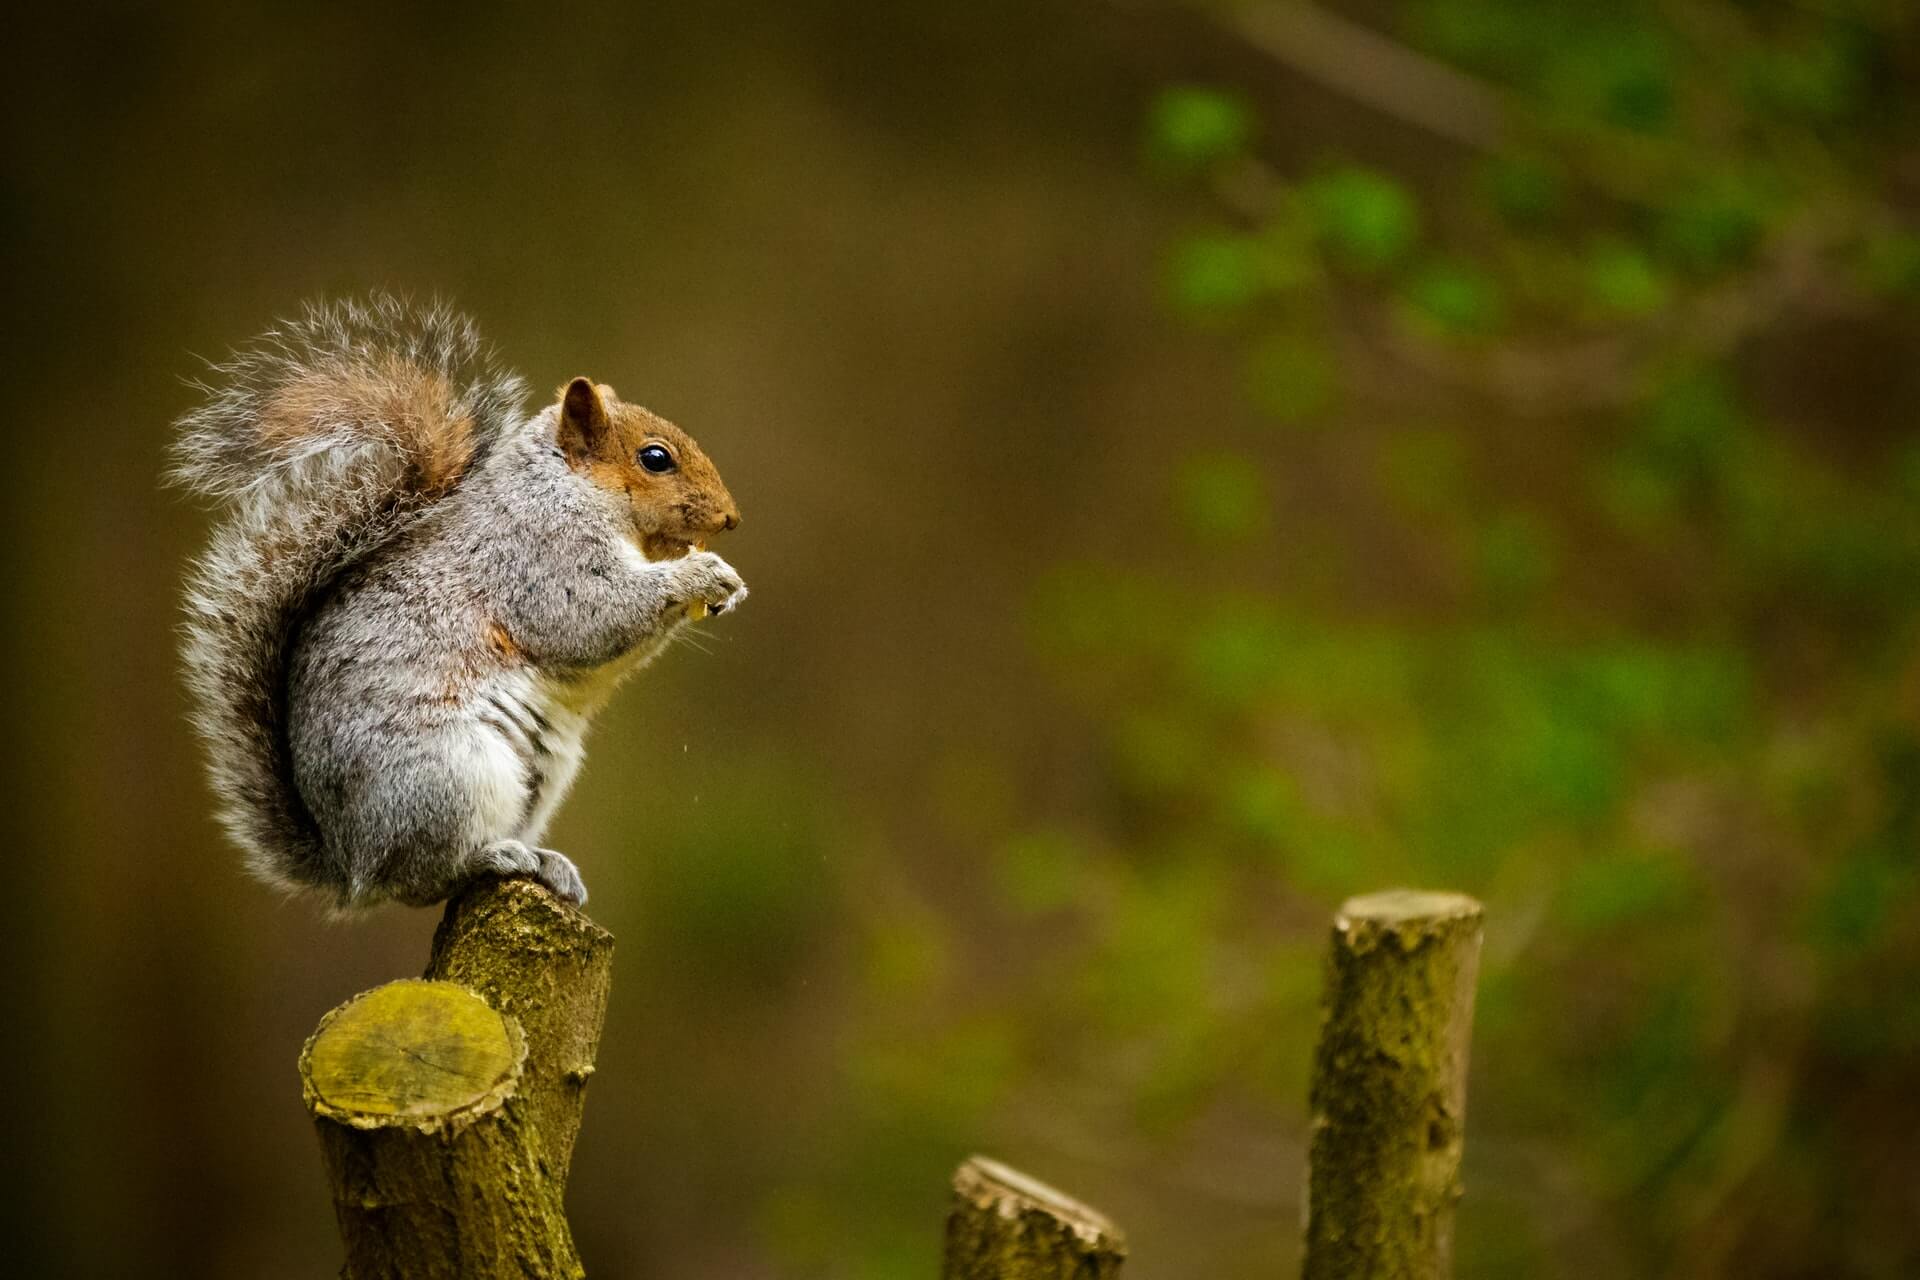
xmin=172 ymin=296 xmax=747 ymax=909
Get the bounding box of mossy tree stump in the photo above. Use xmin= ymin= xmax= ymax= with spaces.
xmin=943 ymin=1155 xmax=1127 ymax=1279
xmin=424 ymin=876 xmax=615 ymax=1178
xmin=1302 ymin=889 xmax=1484 ymax=1280
xmin=300 ymin=876 xmax=614 ymax=1279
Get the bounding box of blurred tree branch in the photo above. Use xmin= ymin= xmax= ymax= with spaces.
xmin=1207 ymin=1 xmax=1507 ymax=151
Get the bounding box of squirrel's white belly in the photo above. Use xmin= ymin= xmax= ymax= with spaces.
xmin=464 ymin=672 xmax=590 ymax=847
xmin=461 ymin=723 xmax=535 ymax=848
xmin=461 ymin=637 xmax=674 ymax=850
xmin=520 ymin=700 xmax=588 ymax=845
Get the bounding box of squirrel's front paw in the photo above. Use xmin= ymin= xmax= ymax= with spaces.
xmin=673 ymin=551 xmax=748 ymax=618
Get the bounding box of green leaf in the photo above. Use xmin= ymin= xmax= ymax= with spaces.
xmin=1302 ymin=166 xmax=1420 ymax=272
xmin=1146 ymin=86 xmax=1255 ymax=171
xmin=1179 ymin=601 xmax=1288 ymax=707
xmin=1586 ymin=240 xmax=1669 ymax=315
xmin=1401 ymin=260 xmax=1506 ymax=337
xmin=1166 ymin=232 xmax=1268 ymax=314
xmin=1221 ymin=767 xmax=1304 ymax=850
xmin=1593 ymin=36 xmax=1675 ymax=132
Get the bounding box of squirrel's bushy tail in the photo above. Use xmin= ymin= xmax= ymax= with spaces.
xmin=172 ymin=295 xmax=526 ymax=892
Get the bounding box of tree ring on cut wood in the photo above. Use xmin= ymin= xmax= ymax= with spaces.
xmin=301 ymin=978 xmax=525 ymax=1130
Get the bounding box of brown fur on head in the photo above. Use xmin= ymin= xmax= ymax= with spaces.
xmin=556 ymin=377 xmax=740 ymax=559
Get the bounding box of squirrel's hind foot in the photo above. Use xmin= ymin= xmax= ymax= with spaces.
xmin=473 ymin=839 xmax=588 ymax=906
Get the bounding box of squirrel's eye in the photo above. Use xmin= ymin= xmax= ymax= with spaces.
xmin=637 ymin=445 xmax=676 ymax=474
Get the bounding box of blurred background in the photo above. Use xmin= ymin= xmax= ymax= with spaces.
xmin=5 ymin=1 xmax=1920 ymax=1276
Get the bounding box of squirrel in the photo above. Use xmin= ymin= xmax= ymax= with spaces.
xmin=172 ymin=295 xmax=746 ymax=910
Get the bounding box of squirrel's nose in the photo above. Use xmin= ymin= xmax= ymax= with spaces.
xmin=721 ymin=511 xmax=739 ymax=531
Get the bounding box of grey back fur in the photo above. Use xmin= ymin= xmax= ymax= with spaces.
xmin=172 ymin=296 xmax=529 ymax=896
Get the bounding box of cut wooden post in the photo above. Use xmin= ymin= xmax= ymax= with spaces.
xmin=943 ymin=1155 xmax=1127 ymax=1279
xmin=424 ymin=875 xmax=616 ymax=1177
xmin=300 ymin=876 xmax=614 ymax=1280
xmin=1302 ymin=889 xmax=1484 ymax=1280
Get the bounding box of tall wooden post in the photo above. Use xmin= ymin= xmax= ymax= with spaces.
xmin=299 ymin=876 xmax=614 ymax=1279
xmin=1302 ymin=889 xmax=1484 ymax=1280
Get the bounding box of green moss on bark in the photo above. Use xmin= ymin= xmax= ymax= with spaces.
xmin=1303 ymin=890 xmax=1483 ymax=1280
xmin=302 ymin=876 xmax=614 ymax=1280
xmin=426 ymin=876 xmax=615 ymax=1176
xmin=943 ymin=1156 xmax=1127 ymax=1280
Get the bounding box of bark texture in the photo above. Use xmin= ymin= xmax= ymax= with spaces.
xmin=943 ymin=1155 xmax=1127 ymax=1280
xmin=1302 ymin=889 xmax=1484 ymax=1280
xmin=425 ymin=875 xmax=615 ymax=1176
xmin=301 ymin=875 xmax=614 ymax=1279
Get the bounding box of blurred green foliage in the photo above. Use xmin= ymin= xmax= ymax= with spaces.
xmin=1302 ymin=167 xmax=1422 ymax=273
xmin=811 ymin=2 xmax=1920 ymax=1276
xmin=23 ymin=2 xmax=1920 ymax=1276
xmin=1145 ymin=86 xmax=1256 ymax=174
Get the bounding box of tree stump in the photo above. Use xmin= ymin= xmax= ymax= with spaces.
xmin=943 ymin=1155 xmax=1127 ymax=1279
xmin=1302 ymin=889 xmax=1484 ymax=1280
xmin=300 ymin=876 xmax=614 ymax=1279
xmin=424 ymin=876 xmax=616 ymax=1178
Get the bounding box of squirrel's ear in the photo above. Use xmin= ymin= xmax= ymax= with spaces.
xmin=558 ymin=377 xmax=612 ymax=461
